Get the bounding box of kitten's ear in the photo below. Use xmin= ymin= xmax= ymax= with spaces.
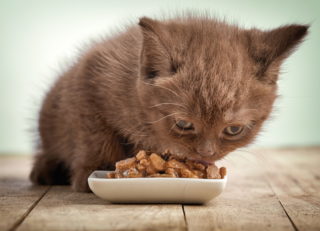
xmin=248 ymin=24 xmax=309 ymax=83
xmin=138 ymin=17 xmax=173 ymax=79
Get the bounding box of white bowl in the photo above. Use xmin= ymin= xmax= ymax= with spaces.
xmin=88 ymin=170 xmax=227 ymax=204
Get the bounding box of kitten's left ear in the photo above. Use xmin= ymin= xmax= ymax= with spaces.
xmin=138 ymin=17 xmax=174 ymax=80
xmin=247 ymin=24 xmax=309 ymax=83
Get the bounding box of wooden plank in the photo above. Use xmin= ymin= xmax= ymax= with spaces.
xmin=0 ymin=155 xmax=49 ymax=231
xmin=183 ymin=151 xmax=295 ymax=231
xmin=17 ymin=186 xmax=186 ymax=231
xmin=2 ymin=149 xmax=319 ymax=231
xmin=261 ymin=148 xmax=320 ymax=231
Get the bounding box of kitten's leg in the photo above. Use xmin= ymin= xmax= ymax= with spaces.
xmin=30 ymin=152 xmax=70 ymax=185
xmin=71 ymin=130 xmax=127 ymax=192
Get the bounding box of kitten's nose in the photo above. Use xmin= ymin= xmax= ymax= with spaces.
xmin=196 ymin=140 xmax=215 ymax=156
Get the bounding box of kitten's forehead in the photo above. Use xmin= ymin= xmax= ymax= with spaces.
xmin=178 ymin=28 xmax=248 ymax=103
xmin=178 ymin=75 xmax=251 ymax=124
xmin=173 ymin=20 xmax=245 ymax=66
xmin=178 ymin=45 xmax=250 ymax=124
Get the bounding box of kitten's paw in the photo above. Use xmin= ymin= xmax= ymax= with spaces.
xmin=72 ymin=182 xmax=91 ymax=192
xmin=30 ymin=166 xmax=51 ymax=185
xmin=30 ymin=155 xmax=70 ymax=185
xmin=71 ymin=172 xmax=92 ymax=192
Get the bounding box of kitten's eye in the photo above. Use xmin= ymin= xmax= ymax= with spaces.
xmin=147 ymin=70 xmax=158 ymax=79
xmin=176 ymin=120 xmax=194 ymax=130
xmin=224 ymin=126 xmax=243 ymax=136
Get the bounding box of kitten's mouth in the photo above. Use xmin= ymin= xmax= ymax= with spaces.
xmin=187 ymin=157 xmax=215 ymax=166
xmin=169 ymin=152 xmax=216 ymax=166
xmin=161 ymin=149 xmax=216 ymax=166
xmin=186 ymin=153 xmax=217 ymax=166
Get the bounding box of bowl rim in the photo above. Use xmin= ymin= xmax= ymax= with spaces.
xmin=88 ymin=170 xmax=227 ymax=183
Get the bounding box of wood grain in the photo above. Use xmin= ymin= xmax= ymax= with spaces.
xmin=0 ymin=156 xmax=49 ymax=231
xmin=183 ymin=152 xmax=295 ymax=231
xmin=261 ymin=148 xmax=320 ymax=231
xmin=1 ymin=148 xmax=320 ymax=231
xmin=17 ymin=186 xmax=186 ymax=231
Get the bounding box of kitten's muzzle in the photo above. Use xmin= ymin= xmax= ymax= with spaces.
xmin=196 ymin=140 xmax=215 ymax=157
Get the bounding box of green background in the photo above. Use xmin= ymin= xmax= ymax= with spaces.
xmin=1 ymin=0 xmax=319 ymax=154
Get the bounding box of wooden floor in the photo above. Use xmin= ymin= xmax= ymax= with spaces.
xmin=0 ymin=148 xmax=319 ymax=231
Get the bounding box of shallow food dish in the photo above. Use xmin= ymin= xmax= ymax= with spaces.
xmin=88 ymin=170 xmax=227 ymax=204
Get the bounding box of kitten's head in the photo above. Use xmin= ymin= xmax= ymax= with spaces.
xmin=136 ymin=16 xmax=308 ymax=163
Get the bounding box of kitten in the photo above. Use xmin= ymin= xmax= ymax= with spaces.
xmin=30 ymin=15 xmax=309 ymax=192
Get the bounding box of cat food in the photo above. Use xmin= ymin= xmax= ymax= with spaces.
xmin=106 ymin=150 xmax=226 ymax=179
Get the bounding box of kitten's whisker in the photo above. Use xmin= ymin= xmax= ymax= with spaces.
xmin=237 ymin=148 xmax=259 ymax=157
xmin=147 ymin=112 xmax=182 ymax=124
xmin=168 ymin=122 xmax=177 ymax=134
xmin=123 ymin=132 xmax=148 ymax=137
xmin=120 ymin=127 xmax=148 ymax=137
xmin=141 ymin=81 xmax=180 ymax=97
xmin=240 ymin=148 xmax=269 ymax=164
xmin=221 ymin=155 xmax=237 ymax=166
xmin=237 ymin=148 xmax=275 ymax=174
xmin=149 ymin=102 xmax=187 ymax=110
xmin=236 ymin=148 xmax=270 ymax=167
xmin=130 ymin=133 xmax=148 ymax=137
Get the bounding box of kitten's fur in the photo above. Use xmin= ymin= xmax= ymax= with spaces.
xmin=30 ymin=15 xmax=309 ymax=192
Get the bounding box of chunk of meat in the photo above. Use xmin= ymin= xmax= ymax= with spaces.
xmin=166 ymin=159 xmax=188 ymax=169
xmin=149 ymin=153 xmax=166 ymax=171
xmin=115 ymin=157 xmax=136 ymax=171
xmin=219 ymin=167 xmax=227 ymax=179
xmin=180 ymin=168 xmax=199 ymax=178
xmin=136 ymin=150 xmax=147 ymax=160
xmin=106 ymin=150 xmax=226 ymax=179
xmin=206 ymin=165 xmax=221 ymax=179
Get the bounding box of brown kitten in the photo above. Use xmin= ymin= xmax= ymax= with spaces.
xmin=30 ymin=15 xmax=309 ymax=192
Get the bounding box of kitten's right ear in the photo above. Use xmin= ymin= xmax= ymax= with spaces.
xmin=247 ymin=24 xmax=309 ymax=84
xmin=138 ymin=17 xmax=173 ymax=79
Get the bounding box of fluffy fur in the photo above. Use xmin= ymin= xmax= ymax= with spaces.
xmin=30 ymin=15 xmax=309 ymax=192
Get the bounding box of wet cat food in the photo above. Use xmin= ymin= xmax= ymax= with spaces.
xmin=106 ymin=150 xmax=226 ymax=179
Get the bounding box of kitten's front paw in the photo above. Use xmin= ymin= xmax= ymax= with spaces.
xmin=71 ymin=172 xmax=92 ymax=192
xmin=72 ymin=182 xmax=91 ymax=192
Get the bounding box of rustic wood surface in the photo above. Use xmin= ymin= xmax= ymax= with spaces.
xmin=0 ymin=148 xmax=319 ymax=231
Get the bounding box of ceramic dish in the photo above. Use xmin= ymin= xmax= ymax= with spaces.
xmin=88 ymin=170 xmax=227 ymax=204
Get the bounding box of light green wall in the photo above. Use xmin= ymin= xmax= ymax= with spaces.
xmin=1 ymin=0 xmax=319 ymax=154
